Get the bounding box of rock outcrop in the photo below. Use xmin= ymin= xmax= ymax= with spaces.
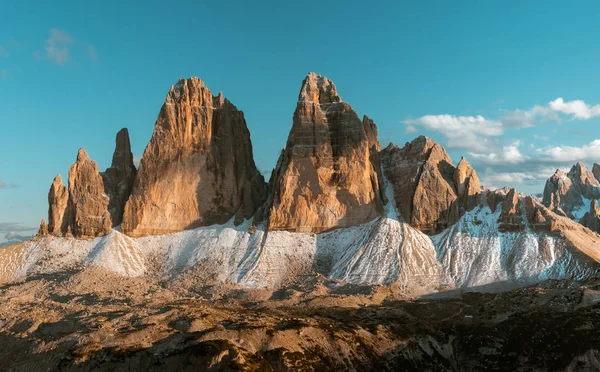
xmin=498 ymin=188 xmax=523 ymax=232
xmin=593 ymin=163 xmax=600 ymax=183
xmin=267 ymin=72 xmax=384 ymax=233
xmin=122 ymin=77 xmax=267 ymax=237
xmin=581 ymin=200 xmax=600 ymax=233
xmin=66 ymin=149 xmax=112 ymax=238
xmin=381 ymin=136 xmax=481 ymax=234
xmin=47 ymin=149 xmax=112 ymax=238
xmin=101 ymin=128 xmax=137 ymax=226
xmin=37 ymin=219 xmax=48 ymax=237
xmin=543 ymin=162 xmax=600 ymax=219
xmin=47 ymin=174 xmax=69 ymax=235
xmin=454 ymin=157 xmax=481 ymax=212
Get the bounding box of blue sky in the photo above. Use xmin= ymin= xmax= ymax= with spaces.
xmin=2 ymin=0 xmax=600 ymax=243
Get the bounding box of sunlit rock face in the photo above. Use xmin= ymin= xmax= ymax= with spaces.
xmin=66 ymin=148 xmax=112 ymax=239
xmin=543 ymin=162 xmax=600 ymax=221
xmin=47 ymin=174 xmax=69 ymax=236
xmin=267 ymin=72 xmax=384 ymax=233
xmin=122 ymin=77 xmax=267 ymax=237
xmin=381 ymin=136 xmax=481 ymax=234
xmin=46 ymin=149 xmax=112 ymax=239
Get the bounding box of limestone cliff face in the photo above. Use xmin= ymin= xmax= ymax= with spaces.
xmin=122 ymin=77 xmax=267 ymax=237
xmin=381 ymin=136 xmax=481 ymax=234
xmin=267 ymin=72 xmax=384 ymax=233
xmin=101 ymin=128 xmax=137 ymax=226
xmin=66 ymin=149 xmax=112 ymax=238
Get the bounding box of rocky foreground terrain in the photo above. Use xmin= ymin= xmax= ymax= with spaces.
xmin=3 ymin=72 xmax=600 ymax=370
xmin=2 ymin=271 xmax=600 ymax=371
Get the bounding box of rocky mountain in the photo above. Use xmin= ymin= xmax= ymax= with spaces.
xmin=543 ymin=161 xmax=600 ymax=233
xmin=101 ymin=128 xmax=137 ymax=227
xmin=122 ymin=77 xmax=267 ymax=237
xmin=16 ymin=72 xmax=600 ymax=294
xmin=381 ymin=137 xmax=481 ymax=234
xmin=267 ymin=72 xmax=384 ymax=233
xmin=6 ymin=72 xmax=600 ymax=370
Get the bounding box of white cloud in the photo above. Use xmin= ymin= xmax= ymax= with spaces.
xmin=549 ymin=98 xmax=600 ymax=120
xmin=45 ymin=28 xmax=72 ymax=65
xmin=405 ymin=124 xmax=417 ymax=134
xmin=535 ymin=139 xmax=600 ymax=163
xmin=404 ymin=115 xmax=503 ymax=152
xmin=500 ymin=105 xmax=557 ymax=128
xmin=470 ymin=141 xmax=528 ymax=165
xmin=133 ymin=155 xmax=142 ymax=167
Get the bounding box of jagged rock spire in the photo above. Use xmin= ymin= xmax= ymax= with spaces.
xmin=267 ymin=72 xmax=384 ymax=233
xmin=48 ymin=174 xmax=69 ymax=235
xmin=46 ymin=149 xmax=112 ymax=238
xmin=67 ymin=148 xmax=112 ymax=238
xmin=101 ymin=128 xmax=137 ymax=226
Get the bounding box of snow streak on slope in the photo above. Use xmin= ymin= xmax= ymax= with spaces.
xmin=315 ymin=172 xmax=442 ymax=290
xmin=433 ymin=200 xmax=599 ymax=290
xmin=572 ymin=196 xmax=593 ymax=221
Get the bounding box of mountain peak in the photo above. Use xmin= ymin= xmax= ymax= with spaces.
xmin=298 ymin=72 xmax=342 ymax=105
xmin=77 ymin=148 xmax=90 ymax=162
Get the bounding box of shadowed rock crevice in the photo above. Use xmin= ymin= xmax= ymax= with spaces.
xmin=101 ymin=128 xmax=137 ymax=227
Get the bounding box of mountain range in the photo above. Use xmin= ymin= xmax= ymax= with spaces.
xmin=2 ymin=72 xmax=600 ymax=295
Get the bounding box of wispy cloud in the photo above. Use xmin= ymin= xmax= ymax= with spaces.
xmin=0 ymin=46 xmax=7 ymax=57
xmin=0 ymin=222 xmax=35 ymax=233
xmin=4 ymin=231 xmax=31 ymax=242
xmin=41 ymin=29 xmax=98 ymax=65
xmin=87 ymin=44 xmax=98 ymax=61
xmin=0 ymin=180 xmax=19 ymax=188
xmin=44 ymin=28 xmax=73 ymax=65
xmin=0 ymin=70 xmax=7 ymax=79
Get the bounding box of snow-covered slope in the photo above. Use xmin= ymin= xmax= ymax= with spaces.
xmin=2 ymin=178 xmax=599 ymax=293
xmin=433 ymin=203 xmax=599 ymax=290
